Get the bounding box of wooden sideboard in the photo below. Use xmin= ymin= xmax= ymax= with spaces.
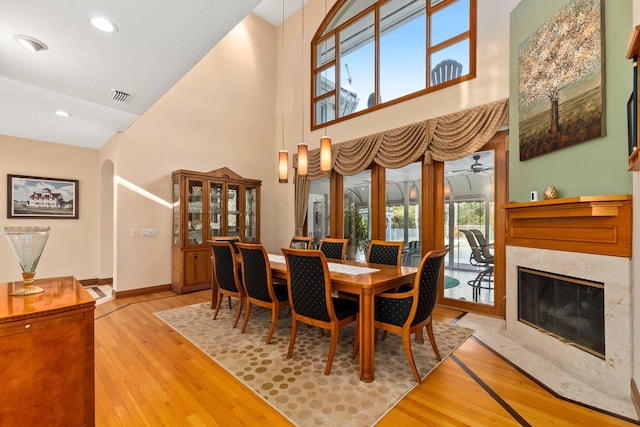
xmin=0 ymin=276 xmax=95 ymax=426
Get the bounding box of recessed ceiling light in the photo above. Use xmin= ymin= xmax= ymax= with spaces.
xmin=13 ymin=34 xmax=47 ymax=52
xmin=55 ymin=110 xmax=71 ymax=118
xmin=90 ymin=17 xmax=118 ymax=33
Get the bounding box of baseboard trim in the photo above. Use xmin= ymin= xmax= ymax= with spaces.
xmin=631 ymin=379 xmax=640 ymax=418
xmin=114 ymin=284 xmax=172 ymax=299
xmin=78 ymin=277 xmax=113 ymax=286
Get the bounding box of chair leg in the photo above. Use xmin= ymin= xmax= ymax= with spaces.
xmin=232 ymin=295 xmax=243 ymax=328
xmin=212 ymin=291 xmax=223 ymax=320
xmin=266 ymin=305 xmax=280 ymax=344
xmin=287 ymin=319 xmax=299 ymax=359
xmin=227 ymin=296 xmax=232 ymax=309
xmin=425 ymin=320 xmax=441 ymax=361
xmin=325 ymin=326 xmax=339 ymax=375
xmin=240 ymin=302 xmax=252 ymax=333
xmin=402 ymin=331 xmax=421 ymax=383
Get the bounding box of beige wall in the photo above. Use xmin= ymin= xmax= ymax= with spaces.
xmin=0 ymin=135 xmax=99 ymax=283
xmin=102 ymin=14 xmax=277 ymax=291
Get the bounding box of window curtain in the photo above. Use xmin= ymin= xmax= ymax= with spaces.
xmin=292 ymin=98 xmax=508 ymax=234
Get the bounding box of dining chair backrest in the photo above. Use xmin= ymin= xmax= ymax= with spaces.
xmin=289 ymin=236 xmax=314 ymax=250
xmin=413 ymin=248 xmax=449 ymax=325
xmin=367 ymin=240 xmax=404 ymax=266
xmin=213 ymin=236 xmax=240 ymax=253
xmin=237 ymin=243 xmax=273 ymax=302
xmin=281 ymin=248 xmax=333 ymax=322
xmin=210 ymin=241 xmax=241 ymax=293
xmin=319 ymin=238 xmax=348 ymax=260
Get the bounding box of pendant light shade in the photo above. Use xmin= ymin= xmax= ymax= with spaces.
xmin=278 ymin=150 xmax=289 ymax=183
xmin=297 ymin=143 xmax=308 ymax=177
xmin=409 ymin=182 xmax=418 ymax=202
xmin=320 ymin=136 xmax=332 ymax=175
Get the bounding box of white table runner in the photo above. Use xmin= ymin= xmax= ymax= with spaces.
xmin=268 ymin=254 xmax=379 ymax=276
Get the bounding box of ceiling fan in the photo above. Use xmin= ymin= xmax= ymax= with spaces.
xmin=447 ymin=154 xmax=493 ymax=175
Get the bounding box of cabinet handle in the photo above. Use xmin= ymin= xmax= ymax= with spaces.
xmin=24 ymin=323 xmax=31 ymax=330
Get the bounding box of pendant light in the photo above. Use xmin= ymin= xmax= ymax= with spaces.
xmin=409 ymin=182 xmax=418 ymax=202
xmin=278 ymin=0 xmax=289 ymax=184
xmin=296 ymin=0 xmax=308 ymax=178
xmin=319 ymin=0 xmax=332 ymax=176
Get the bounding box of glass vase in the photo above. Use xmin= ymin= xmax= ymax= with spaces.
xmin=3 ymin=226 xmax=50 ymax=296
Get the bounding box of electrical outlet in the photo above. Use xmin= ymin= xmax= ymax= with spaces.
xmin=131 ymin=228 xmax=139 ymax=237
xmin=141 ymin=228 xmax=157 ymax=237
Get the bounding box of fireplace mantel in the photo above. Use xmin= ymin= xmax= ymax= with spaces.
xmin=503 ymin=195 xmax=632 ymax=258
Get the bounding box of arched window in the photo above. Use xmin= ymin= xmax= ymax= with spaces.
xmin=311 ymin=0 xmax=476 ymax=129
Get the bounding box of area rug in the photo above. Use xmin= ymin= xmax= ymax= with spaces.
xmin=155 ymin=302 xmax=473 ymax=426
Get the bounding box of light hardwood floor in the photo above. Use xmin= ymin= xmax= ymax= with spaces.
xmin=94 ymin=290 xmax=639 ymax=426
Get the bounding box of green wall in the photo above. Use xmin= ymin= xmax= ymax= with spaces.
xmin=509 ymin=0 xmax=632 ymax=202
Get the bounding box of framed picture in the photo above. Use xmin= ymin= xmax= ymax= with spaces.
xmin=7 ymin=174 xmax=79 ymax=219
xmin=518 ymin=0 xmax=605 ymax=161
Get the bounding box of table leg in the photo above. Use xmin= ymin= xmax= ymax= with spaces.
xmin=359 ymin=288 xmax=375 ymax=382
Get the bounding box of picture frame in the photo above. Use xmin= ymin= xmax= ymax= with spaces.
xmin=518 ymin=0 xmax=605 ymax=161
xmin=7 ymin=174 xmax=79 ymax=219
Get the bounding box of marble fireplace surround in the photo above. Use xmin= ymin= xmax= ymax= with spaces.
xmin=503 ymin=195 xmax=632 ymax=399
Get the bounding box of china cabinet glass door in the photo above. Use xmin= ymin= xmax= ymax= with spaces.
xmin=172 ymin=178 xmax=180 ymax=245
xmin=245 ymin=185 xmax=258 ymax=242
xmin=227 ymin=184 xmax=240 ymax=237
xmin=187 ymin=179 xmax=204 ymax=245
xmin=209 ymin=182 xmax=223 ymax=238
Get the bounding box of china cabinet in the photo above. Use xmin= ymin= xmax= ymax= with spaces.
xmin=171 ymin=167 xmax=261 ymax=293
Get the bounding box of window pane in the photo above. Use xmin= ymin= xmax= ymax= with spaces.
xmin=431 ymin=0 xmax=469 ymax=46
xmin=343 ymin=170 xmax=371 ymax=261
xmin=325 ymin=0 xmax=377 ymax=34
xmin=316 ymin=36 xmax=335 ymax=67
xmin=308 ymin=178 xmax=331 ymax=249
xmin=315 ymin=65 xmax=336 ymax=97
xmin=315 ymin=97 xmax=335 ymax=125
xmin=339 ymin=11 xmax=375 ymax=117
xmin=385 ymin=163 xmax=421 ymax=266
xmin=380 ymin=0 xmax=426 ymax=103
xmin=430 ymin=38 xmax=469 ymax=85
xmin=443 ymin=150 xmax=495 ymax=305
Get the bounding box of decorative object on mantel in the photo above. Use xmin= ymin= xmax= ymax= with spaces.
xmin=544 ymin=186 xmax=559 ymax=200
xmin=518 ymin=0 xmax=604 ymax=161
xmin=2 ymin=226 xmax=50 ymax=295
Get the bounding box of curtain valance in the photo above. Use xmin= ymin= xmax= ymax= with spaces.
xmin=293 ymin=98 xmax=509 ymax=234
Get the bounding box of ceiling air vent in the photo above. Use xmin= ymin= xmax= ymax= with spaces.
xmin=109 ymin=89 xmax=132 ymax=103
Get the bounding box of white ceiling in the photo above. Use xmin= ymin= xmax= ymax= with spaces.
xmin=0 ymin=0 xmax=304 ymax=149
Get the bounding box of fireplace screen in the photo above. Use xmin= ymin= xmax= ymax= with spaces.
xmin=518 ymin=267 xmax=604 ymax=358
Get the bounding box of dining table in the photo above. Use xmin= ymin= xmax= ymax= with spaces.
xmin=267 ymin=254 xmax=417 ymax=383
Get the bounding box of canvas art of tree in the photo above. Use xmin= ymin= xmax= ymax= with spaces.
xmin=518 ymin=0 xmax=604 ymax=161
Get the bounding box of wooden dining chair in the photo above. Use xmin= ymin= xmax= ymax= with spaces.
xmin=366 ymin=240 xmax=404 ymax=266
xmin=213 ymin=236 xmax=241 ymax=254
xmin=236 ymin=243 xmax=290 ymax=344
xmin=318 ymin=238 xmax=348 ymax=260
xmin=281 ymin=248 xmax=359 ymax=375
xmin=289 ymin=236 xmax=314 ymax=250
xmin=373 ymin=248 xmax=449 ymax=382
xmin=210 ymin=241 xmax=244 ymax=328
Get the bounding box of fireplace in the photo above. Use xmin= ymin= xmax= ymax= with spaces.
xmin=517 ymin=267 xmax=604 ymax=358
xmin=504 ymin=195 xmax=632 ymax=399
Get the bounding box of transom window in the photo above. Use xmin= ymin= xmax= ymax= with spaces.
xmin=312 ymin=0 xmax=475 ymax=128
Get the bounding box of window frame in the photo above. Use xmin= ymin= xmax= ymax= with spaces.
xmin=311 ymin=0 xmax=476 ymax=130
